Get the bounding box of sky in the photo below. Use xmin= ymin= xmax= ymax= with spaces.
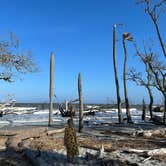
xmin=0 ymin=0 xmax=165 ymax=104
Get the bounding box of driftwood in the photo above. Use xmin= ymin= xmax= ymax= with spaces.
xmin=47 ymin=128 xmax=65 ymax=135
xmin=84 ymin=110 xmax=95 ymax=116
xmin=147 ymin=148 xmax=166 ymax=156
xmin=6 ymin=128 xmax=48 ymax=151
xmin=83 ymin=108 xmax=100 ymax=116
xmin=5 ymin=127 xmax=67 ymax=151
xmin=135 ymin=128 xmax=166 ymax=138
xmin=0 ymin=133 xmax=17 ymax=137
xmin=123 ymin=148 xmax=166 ymax=157
xmin=59 ymin=104 xmax=75 ymax=117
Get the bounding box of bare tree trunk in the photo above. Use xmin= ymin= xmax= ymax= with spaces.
xmin=65 ymin=100 xmax=68 ymax=111
xmin=78 ymin=73 xmax=83 ymax=132
xmin=122 ymin=39 xmax=132 ymax=123
xmin=142 ymin=99 xmax=146 ymax=121
xmin=153 ymin=21 xmax=166 ymax=58
xmin=147 ymin=86 xmax=153 ymax=119
xmin=49 ymin=53 xmax=54 ymax=126
xmin=164 ymin=97 xmax=166 ymax=124
xmin=164 ymin=75 xmax=166 ymax=124
xmin=145 ymin=3 xmax=166 ymax=58
xmin=113 ymin=24 xmax=123 ymax=123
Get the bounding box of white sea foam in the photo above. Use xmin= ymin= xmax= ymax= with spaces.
xmin=0 ymin=106 xmax=163 ymax=126
xmin=34 ymin=109 xmax=60 ymax=115
xmin=0 ymin=121 xmax=10 ymax=124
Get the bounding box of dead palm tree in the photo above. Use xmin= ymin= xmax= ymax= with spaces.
xmin=122 ymin=32 xmax=133 ymax=123
xmin=113 ymin=24 xmax=123 ymax=123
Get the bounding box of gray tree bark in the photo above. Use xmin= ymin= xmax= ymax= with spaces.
xmin=49 ymin=53 xmax=54 ymax=126
xmin=122 ymin=39 xmax=132 ymax=123
xmin=147 ymin=86 xmax=153 ymax=119
xmin=78 ymin=73 xmax=83 ymax=132
xmin=113 ymin=24 xmax=123 ymax=123
xmin=142 ymin=99 xmax=146 ymax=121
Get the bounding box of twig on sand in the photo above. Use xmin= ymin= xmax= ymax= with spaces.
xmin=143 ymin=156 xmax=152 ymax=162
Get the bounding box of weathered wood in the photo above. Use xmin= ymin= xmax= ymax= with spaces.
xmin=47 ymin=128 xmax=65 ymax=135
xmin=135 ymin=128 xmax=166 ymax=138
xmin=122 ymin=33 xmax=132 ymax=123
xmin=142 ymin=99 xmax=146 ymax=121
xmin=78 ymin=73 xmax=84 ymax=132
xmin=124 ymin=148 xmax=166 ymax=157
xmin=59 ymin=104 xmax=75 ymax=117
xmin=49 ymin=52 xmax=54 ymax=126
xmin=123 ymin=149 xmax=146 ymax=153
xmin=0 ymin=133 xmax=17 ymax=137
xmin=113 ymin=24 xmax=123 ymax=123
xmin=6 ymin=128 xmax=48 ymax=151
xmin=148 ymin=148 xmax=166 ymax=156
xmin=65 ymin=100 xmax=68 ymax=111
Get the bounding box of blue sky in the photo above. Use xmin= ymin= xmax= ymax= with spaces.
xmin=0 ymin=0 xmax=165 ymax=103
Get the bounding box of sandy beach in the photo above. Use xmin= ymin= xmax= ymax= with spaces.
xmin=0 ymin=121 xmax=166 ymax=166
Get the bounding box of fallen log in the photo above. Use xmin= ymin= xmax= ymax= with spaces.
xmin=123 ymin=148 xmax=166 ymax=157
xmin=6 ymin=128 xmax=48 ymax=151
xmin=123 ymin=149 xmax=146 ymax=153
xmin=135 ymin=128 xmax=166 ymax=138
xmin=148 ymin=148 xmax=166 ymax=156
xmin=0 ymin=133 xmax=17 ymax=137
xmin=47 ymin=128 xmax=65 ymax=135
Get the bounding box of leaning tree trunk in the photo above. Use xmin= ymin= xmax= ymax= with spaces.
xmin=78 ymin=73 xmax=83 ymax=132
xmin=147 ymin=86 xmax=153 ymax=120
xmin=113 ymin=24 xmax=123 ymax=123
xmin=49 ymin=53 xmax=54 ymax=126
xmin=122 ymin=39 xmax=131 ymax=123
xmin=153 ymin=21 xmax=166 ymax=58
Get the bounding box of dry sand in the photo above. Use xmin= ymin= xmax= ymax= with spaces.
xmin=0 ymin=123 xmax=166 ymax=166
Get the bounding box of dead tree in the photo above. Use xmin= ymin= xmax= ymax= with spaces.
xmin=142 ymin=99 xmax=146 ymax=120
xmin=49 ymin=53 xmax=54 ymax=126
xmin=78 ymin=73 xmax=83 ymax=132
xmin=122 ymin=32 xmax=133 ymax=123
xmin=128 ymin=42 xmax=154 ymax=119
xmin=164 ymin=73 xmax=166 ymax=92
xmin=128 ymin=68 xmax=154 ymax=120
xmin=113 ymin=24 xmax=123 ymax=123
xmin=148 ymin=55 xmax=166 ymax=123
xmin=130 ymin=41 xmax=166 ymax=123
xmin=0 ymin=32 xmax=38 ymax=82
xmin=137 ymin=0 xmax=166 ymax=58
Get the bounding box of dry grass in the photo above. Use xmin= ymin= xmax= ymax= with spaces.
xmin=28 ymin=136 xmax=64 ymax=151
xmin=152 ymin=155 xmax=166 ymax=162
